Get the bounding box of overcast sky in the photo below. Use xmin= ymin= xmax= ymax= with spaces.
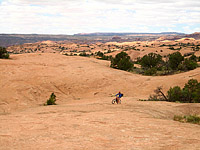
xmin=0 ymin=0 xmax=200 ymax=34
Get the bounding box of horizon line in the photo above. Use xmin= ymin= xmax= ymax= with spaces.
xmin=0 ymin=31 xmax=189 ymax=36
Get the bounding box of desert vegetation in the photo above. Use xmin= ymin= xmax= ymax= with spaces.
xmin=141 ymin=79 xmax=200 ymax=103
xmin=135 ymin=52 xmax=199 ymax=75
xmin=79 ymin=52 xmax=90 ymax=57
xmin=0 ymin=47 xmax=9 ymax=59
xmin=174 ymin=115 xmax=200 ymax=125
xmin=96 ymin=51 xmax=112 ymax=60
xmin=45 ymin=93 xmax=57 ymax=105
xmin=110 ymin=51 xmax=133 ymax=71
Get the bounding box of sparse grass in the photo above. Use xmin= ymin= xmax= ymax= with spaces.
xmin=174 ymin=115 xmax=200 ymax=125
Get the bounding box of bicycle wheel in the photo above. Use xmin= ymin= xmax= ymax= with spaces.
xmin=112 ymin=99 xmax=116 ymax=104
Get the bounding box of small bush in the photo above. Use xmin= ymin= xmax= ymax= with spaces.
xmin=46 ymin=93 xmax=56 ymax=105
xmin=182 ymin=79 xmax=200 ymax=103
xmin=96 ymin=51 xmax=104 ymax=57
xmin=3 ymin=53 xmax=9 ymax=59
xmin=144 ymin=68 xmax=157 ymax=76
xmin=99 ymin=55 xmax=112 ymax=60
xmin=182 ymin=59 xmax=198 ymax=71
xmin=189 ymin=54 xmax=197 ymax=61
xmin=169 ymin=47 xmax=175 ymax=50
xmin=167 ymin=86 xmax=182 ymax=102
xmin=0 ymin=47 xmax=9 ymax=59
xmin=96 ymin=51 xmax=112 ymax=60
xmin=159 ymin=44 xmax=166 ymax=47
xmin=79 ymin=52 xmax=88 ymax=57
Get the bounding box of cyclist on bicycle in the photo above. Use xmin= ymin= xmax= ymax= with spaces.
xmin=115 ymin=91 xmax=123 ymax=104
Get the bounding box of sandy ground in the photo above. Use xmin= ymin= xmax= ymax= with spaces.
xmin=1 ymin=53 xmax=200 ymax=149
xmin=1 ymin=97 xmax=200 ymax=150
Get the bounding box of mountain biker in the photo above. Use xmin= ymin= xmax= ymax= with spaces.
xmin=115 ymin=91 xmax=123 ymax=104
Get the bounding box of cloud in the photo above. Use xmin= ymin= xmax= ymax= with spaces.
xmin=0 ymin=0 xmax=199 ymax=34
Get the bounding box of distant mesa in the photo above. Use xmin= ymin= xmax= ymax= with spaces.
xmin=156 ymin=32 xmax=200 ymax=42
xmin=111 ymin=36 xmax=122 ymax=40
xmin=186 ymin=32 xmax=200 ymax=39
xmin=74 ymin=32 xmax=184 ymax=36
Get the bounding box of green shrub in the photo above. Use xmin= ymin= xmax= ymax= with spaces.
xmin=144 ymin=68 xmax=157 ymax=76
xmin=166 ymin=79 xmax=200 ymax=103
xmin=79 ymin=52 xmax=88 ymax=57
xmin=177 ymin=63 xmax=185 ymax=71
xmin=3 ymin=53 xmax=9 ymax=59
xmin=189 ymin=54 xmax=197 ymax=61
xmin=96 ymin=51 xmax=112 ymax=60
xmin=96 ymin=51 xmax=104 ymax=57
xmin=182 ymin=79 xmax=200 ymax=103
xmin=159 ymin=44 xmax=166 ymax=47
xmin=99 ymin=55 xmax=112 ymax=60
xmin=167 ymin=86 xmax=182 ymax=102
xmin=0 ymin=47 xmax=9 ymax=59
xmin=46 ymin=93 xmax=56 ymax=105
xmin=140 ymin=53 xmax=162 ymax=69
xmin=110 ymin=52 xmax=133 ymax=71
xmin=182 ymin=59 xmax=198 ymax=70
xmin=169 ymin=52 xmax=184 ymax=70
xmin=169 ymin=47 xmax=175 ymax=50
xmin=193 ymin=88 xmax=200 ymax=103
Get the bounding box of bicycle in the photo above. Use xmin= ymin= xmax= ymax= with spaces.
xmin=112 ymin=97 xmax=121 ymax=104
